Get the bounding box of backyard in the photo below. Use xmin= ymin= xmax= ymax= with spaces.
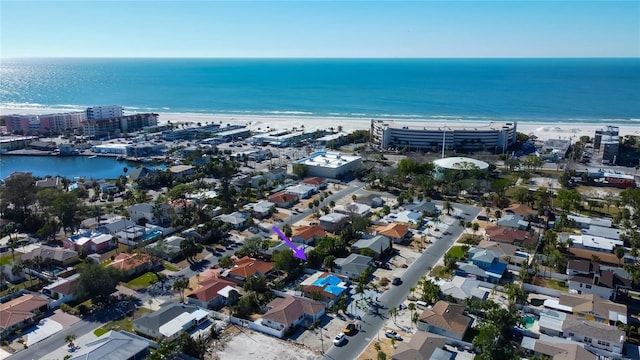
xmin=125 ymin=272 xmax=165 ymax=290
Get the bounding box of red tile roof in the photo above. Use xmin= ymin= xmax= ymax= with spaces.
xmin=229 ymin=257 xmax=274 ymax=279
xmin=0 ymin=294 xmax=50 ymax=329
xmin=187 ymin=278 xmax=236 ymax=302
xmin=268 ymin=191 xmax=299 ymax=204
xmin=107 ymin=253 xmax=152 ymax=272
xmin=301 ymin=177 xmax=325 ymax=186
xmin=293 ymin=225 xmax=326 ymax=241
xmin=376 ymin=223 xmax=409 ymax=239
xmin=262 ymin=296 xmax=325 ymax=327
xmin=485 ymin=226 xmax=529 ymax=244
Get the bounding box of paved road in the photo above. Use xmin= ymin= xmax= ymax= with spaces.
xmin=8 ymin=302 xmax=134 ymax=360
xmin=323 ymin=203 xmax=481 ymax=360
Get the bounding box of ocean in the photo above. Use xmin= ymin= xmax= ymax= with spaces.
xmin=0 ymin=58 xmax=639 ymax=124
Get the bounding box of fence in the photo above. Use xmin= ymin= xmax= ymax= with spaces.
xmin=523 ymin=283 xmax=562 ymax=297
xmin=212 ymin=309 xmax=286 ymax=339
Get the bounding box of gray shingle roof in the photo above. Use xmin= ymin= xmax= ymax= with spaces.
xmin=133 ymin=302 xmax=199 ymax=334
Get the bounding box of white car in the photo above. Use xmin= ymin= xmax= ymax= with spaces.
xmin=385 ymin=330 xmax=403 ymax=341
xmin=333 ymin=333 xmax=346 ymax=346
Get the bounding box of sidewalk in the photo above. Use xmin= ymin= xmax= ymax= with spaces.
xmin=42 ymin=331 xmax=99 ymax=360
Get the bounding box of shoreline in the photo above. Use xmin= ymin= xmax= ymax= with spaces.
xmin=2 ymin=107 xmax=639 ymax=143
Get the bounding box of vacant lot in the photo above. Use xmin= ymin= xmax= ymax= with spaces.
xmin=216 ymin=330 xmax=320 ymax=360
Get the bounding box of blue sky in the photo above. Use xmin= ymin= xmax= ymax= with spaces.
xmin=1 ymin=1 xmax=638 ymax=58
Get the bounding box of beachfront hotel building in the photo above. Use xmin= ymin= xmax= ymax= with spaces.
xmin=82 ymin=113 xmax=158 ymax=138
xmin=86 ymin=105 xmax=124 ymax=120
xmin=370 ymin=120 xmax=517 ymax=152
xmin=288 ymin=151 xmax=362 ymax=179
xmin=3 ymin=111 xmax=87 ymax=135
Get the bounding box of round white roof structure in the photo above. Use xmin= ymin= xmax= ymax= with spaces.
xmin=433 ymin=157 xmax=489 ymax=171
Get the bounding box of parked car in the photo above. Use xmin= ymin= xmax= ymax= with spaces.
xmin=385 ymin=330 xmax=403 ymax=341
xmin=343 ymin=323 xmax=357 ymax=336
xmin=333 ymin=333 xmax=346 ymax=346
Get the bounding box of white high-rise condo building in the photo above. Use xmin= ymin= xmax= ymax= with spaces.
xmin=86 ymin=105 xmax=124 ymax=120
xmin=370 ymin=120 xmax=517 ymax=153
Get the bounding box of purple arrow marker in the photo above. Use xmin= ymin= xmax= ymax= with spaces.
xmin=272 ymin=226 xmax=307 ymax=261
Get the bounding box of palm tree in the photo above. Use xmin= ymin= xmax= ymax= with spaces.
xmin=412 ymin=311 xmax=420 ymax=329
xmin=388 ymin=307 xmax=399 ymax=323
xmin=407 ymin=302 xmax=417 ymax=328
xmin=65 ymin=334 xmax=77 ymax=348
xmin=443 ymin=201 xmax=454 ymax=216
xmin=172 ymin=277 xmax=190 ymax=302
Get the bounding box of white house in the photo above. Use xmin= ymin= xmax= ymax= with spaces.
xmin=562 ymin=315 xmax=625 ymax=355
xmin=285 ymin=184 xmax=317 ymax=199
xmin=133 ymin=302 xmax=210 ymax=341
xmin=41 ymin=273 xmax=81 ymax=308
xmin=128 ymin=202 xmax=171 ymax=226
xmin=319 ymin=213 xmax=349 ymax=232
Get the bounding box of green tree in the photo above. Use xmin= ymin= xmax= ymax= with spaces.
xmin=243 ymin=275 xmax=267 ymax=293
xmin=177 ymin=331 xmax=207 ymax=360
xmin=614 ymin=246 xmax=626 ymax=266
xmin=292 ymin=163 xmax=308 ymax=178
xmin=73 ymin=262 xmax=122 ymax=304
xmin=1 ymin=173 xmax=36 ymax=221
xmin=323 ymin=255 xmax=336 ymax=272
xmin=556 ymin=188 xmax=581 ymax=213
xmin=443 ymin=201 xmax=454 ymax=215
xmin=242 ymin=236 xmax=268 ymax=257
xmin=218 ymin=255 xmax=234 ymax=268
xmin=272 ymin=250 xmax=299 ymax=272
xmin=420 ymin=278 xmax=440 ymax=304
xmin=503 ymin=282 xmax=528 ymax=308
xmin=282 ymin=223 xmax=292 ymax=238
xmin=172 ymin=276 xmax=190 ymax=302
xmin=52 ymin=191 xmax=84 ymax=234
xmin=180 ymin=238 xmax=201 ymax=262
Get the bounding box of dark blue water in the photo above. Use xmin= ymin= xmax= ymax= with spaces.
xmin=0 ymin=155 xmax=142 ymax=180
xmin=1 ymin=58 xmax=639 ymax=123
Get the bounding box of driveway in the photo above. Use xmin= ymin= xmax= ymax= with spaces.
xmin=25 ymin=319 xmax=63 ymax=346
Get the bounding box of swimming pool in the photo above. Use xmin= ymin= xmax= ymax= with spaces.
xmin=143 ymin=230 xmax=163 ymax=241
xmin=523 ymin=314 xmax=535 ymax=328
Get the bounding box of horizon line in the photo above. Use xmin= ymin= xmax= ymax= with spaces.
xmin=2 ymin=56 xmax=639 ymax=60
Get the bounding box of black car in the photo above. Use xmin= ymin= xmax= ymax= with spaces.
xmin=392 ymin=277 xmax=402 ymax=286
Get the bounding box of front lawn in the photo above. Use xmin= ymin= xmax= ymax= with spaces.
xmin=446 ymin=246 xmax=465 ymax=259
xmin=0 ymin=255 xmax=13 ymax=265
xmin=429 ymin=265 xmax=453 ymax=280
xmin=125 ymin=272 xmax=164 ymax=290
xmin=163 ymin=263 xmax=180 ymax=272
xmin=533 ymin=277 xmax=568 ymax=292
xmin=98 ymin=307 xmax=153 ymax=333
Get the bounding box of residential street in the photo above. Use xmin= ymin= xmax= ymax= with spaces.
xmin=8 ymin=302 xmax=133 ymax=360
xmin=322 ymin=203 xmax=481 ymax=360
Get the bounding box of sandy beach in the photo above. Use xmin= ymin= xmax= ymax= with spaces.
xmin=1 ymin=107 xmax=638 ymax=143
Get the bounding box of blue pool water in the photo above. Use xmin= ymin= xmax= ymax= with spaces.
xmin=523 ymin=315 xmax=535 ymax=328
xmin=312 ymin=275 xmax=343 ymax=287
xmin=325 ymin=285 xmax=345 ymax=297
xmin=143 ymin=230 xmax=163 ymax=242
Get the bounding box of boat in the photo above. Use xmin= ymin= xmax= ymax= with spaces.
xmin=117 ymin=155 xmax=126 ymax=161
xmin=88 ymin=155 xmax=98 ymax=159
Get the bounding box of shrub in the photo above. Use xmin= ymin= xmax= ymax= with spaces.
xmin=379 ymin=277 xmax=390 ymax=287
